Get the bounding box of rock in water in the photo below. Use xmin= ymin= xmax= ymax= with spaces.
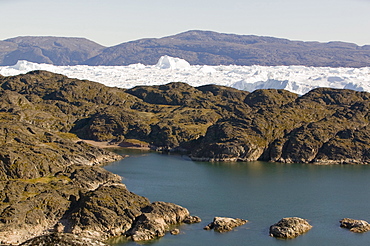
xmin=340 ymin=218 xmax=370 ymax=233
xmin=204 ymin=217 xmax=248 ymax=233
xmin=184 ymin=215 xmax=202 ymax=224
xmin=170 ymin=229 xmax=180 ymax=235
xmin=269 ymin=217 xmax=312 ymax=239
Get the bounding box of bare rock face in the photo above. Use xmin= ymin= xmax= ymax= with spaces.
xmin=340 ymin=218 xmax=370 ymax=233
xmin=126 ymin=202 xmax=199 ymax=241
xmin=269 ymin=217 xmax=312 ymax=239
xmin=204 ymin=217 xmax=248 ymax=233
xmin=19 ymin=233 xmax=108 ymax=246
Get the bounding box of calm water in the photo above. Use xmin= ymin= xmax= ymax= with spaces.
xmin=104 ymin=149 xmax=370 ymax=246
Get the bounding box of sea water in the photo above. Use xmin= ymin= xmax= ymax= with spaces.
xmin=104 ymin=149 xmax=370 ymax=246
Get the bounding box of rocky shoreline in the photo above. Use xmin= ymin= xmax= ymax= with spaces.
xmin=2 ymin=71 xmax=370 ymax=244
xmin=0 ymin=137 xmax=200 ymax=245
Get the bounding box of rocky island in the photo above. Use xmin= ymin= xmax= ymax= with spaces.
xmin=269 ymin=217 xmax=312 ymax=239
xmin=1 ymin=70 xmax=370 ymax=244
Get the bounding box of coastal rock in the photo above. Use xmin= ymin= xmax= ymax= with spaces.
xmin=19 ymin=233 xmax=108 ymax=246
xmin=126 ymin=201 xmax=197 ymax=241
xmin=0 ymin=164 xmax=129 ymax=245
xmin=66 ymin=184 xmax=150 ymax=240
xmin=204 ymin=217 xmax=248 ymax=232
xmin=269 ymin=217 xmax=312 ymax=239
xmin=340 ymin=218 xmax=370 ymax=233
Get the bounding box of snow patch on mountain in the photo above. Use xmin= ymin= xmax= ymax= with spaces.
xmin=1 ymin=56 xmax=370 ymax=95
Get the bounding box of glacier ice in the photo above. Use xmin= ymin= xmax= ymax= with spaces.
xmin=1 ymin=56 xmax=370 ymax=95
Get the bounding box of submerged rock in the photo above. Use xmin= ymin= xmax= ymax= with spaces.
xmin=269 ymin=217 xmax=312 ymax=239
xmin=340 ymin=218 xmax=370 ymax=233
xmin=204 ymin=217 xmax=248 ymax=233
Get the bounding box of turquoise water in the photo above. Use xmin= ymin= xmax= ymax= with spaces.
xmin=104 ymin=149 xmax=370 ymax=246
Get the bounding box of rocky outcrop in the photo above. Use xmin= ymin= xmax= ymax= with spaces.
xmin=340 ymin=218 xmax=370 ymax=233
xmin=126 ymin=202 xmax=201 ymax=241
xmin=19 ymin=233 xmax=108 ymax=246
xmin=0 ymin=121 xmax=123 ymax=180
xmin=66 ymin=183 xmax=150 ymax=240
xmin=269 ymin=217 xmax=312 ymax=239
xmin=0 ymin=165 xmax=129 ymax=244
xmin=204 ymin=217 xmax=248 ymax=233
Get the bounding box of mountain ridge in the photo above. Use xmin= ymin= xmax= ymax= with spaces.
xmin=2 ymin=30 xmax=370 ymax=67
xmin=0 ymin=36 xmax=105 ymax=66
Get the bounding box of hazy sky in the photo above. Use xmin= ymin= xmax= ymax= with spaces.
xmin=1 ymin=0 xmax=369 ymax=46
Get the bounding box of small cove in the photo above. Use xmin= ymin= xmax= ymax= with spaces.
xmin=104 ymin=149 xmax=370 ymax=246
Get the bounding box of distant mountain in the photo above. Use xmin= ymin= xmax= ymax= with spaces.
xmin=0 ymin=36 xmax=105 ymax=66
xmin=1 ymin=30 xmax=370 ymax=67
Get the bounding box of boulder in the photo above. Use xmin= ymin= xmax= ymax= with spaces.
xmin=204 ymin=217 xmax=248 ymax=233
xmin=340 ymin=218 xmax=370 ymax=233
xmin=269 ymin=217 xmax=312 ymax=239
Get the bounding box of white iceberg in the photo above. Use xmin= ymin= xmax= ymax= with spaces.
xmin=155 ymin=55 xmax=190 ymax=69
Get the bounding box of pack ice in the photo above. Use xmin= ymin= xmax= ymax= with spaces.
xmin=1 ymin=56 xmax=370 ymax=95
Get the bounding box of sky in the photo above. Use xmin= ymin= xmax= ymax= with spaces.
xmin=1 ymin=0 xmax=369 ymax=47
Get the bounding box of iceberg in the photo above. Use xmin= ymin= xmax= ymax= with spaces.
xmin=155 ymin=55 xmax=190 ymax=69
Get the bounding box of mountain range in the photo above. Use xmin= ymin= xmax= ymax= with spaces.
xmin=1 ymin=30 xmax=370 ymax=67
